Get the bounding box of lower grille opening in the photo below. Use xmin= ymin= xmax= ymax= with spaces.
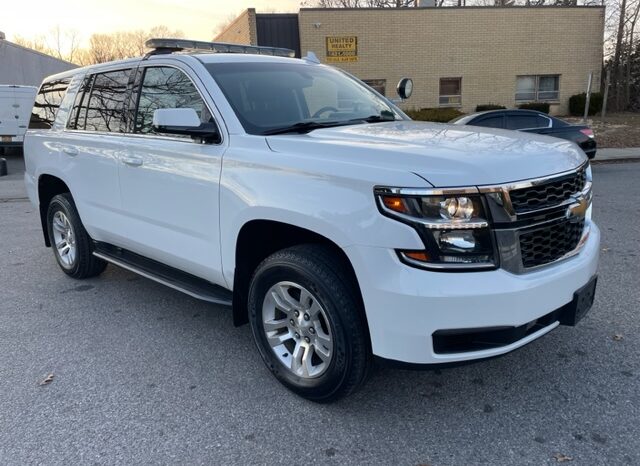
xmin=432 ymin=310 xmax=559 ymax=354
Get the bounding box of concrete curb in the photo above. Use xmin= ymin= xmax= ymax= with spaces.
xmin=592 ymin=156 xmax=640 ymax=164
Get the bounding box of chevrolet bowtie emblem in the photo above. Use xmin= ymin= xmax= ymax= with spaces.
xmin=566 ymin=196 xmax=589 ymax=222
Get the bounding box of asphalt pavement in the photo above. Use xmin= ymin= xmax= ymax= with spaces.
xmin=0 ymin=160 xmax=638 ymax=465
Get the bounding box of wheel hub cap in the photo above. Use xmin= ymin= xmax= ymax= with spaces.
xmin=52 ymin=211 xmax=76 ymax=269
xmin=262 ymin=281 xmax=333 ymax=379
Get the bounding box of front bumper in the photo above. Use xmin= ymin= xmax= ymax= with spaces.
xmin=343 ymin=221 xmax=600 ymax=365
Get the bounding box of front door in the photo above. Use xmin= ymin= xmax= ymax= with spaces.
xmin=117 ymin=65 xmax=227 ymax=285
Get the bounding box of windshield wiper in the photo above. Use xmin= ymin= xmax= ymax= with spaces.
xmin=262 ymin=110 xmax=396 ymax=136
xmin=262 ymin=120 xmax=350 ymax=136
xmin=349 ymin=110 xmax=396 ymax=124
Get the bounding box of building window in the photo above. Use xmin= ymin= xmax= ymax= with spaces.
xmin=516 ymin=75 xmax=560 ymax=102
xmin=363 ymin=79 xmax=386 ymax=96
xmin=439 ymin=78 xmax=462 ymax=107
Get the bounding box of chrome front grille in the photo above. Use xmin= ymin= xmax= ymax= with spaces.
xmin=481 ymin=163 xmax=592 ymax=273
xmin=509 ymin=168 xmax=587 ymax=214
xmin=508 ymin=166 xmax=587 ymax=214
xmin=519 ymin=218 xmax=585 ymax=268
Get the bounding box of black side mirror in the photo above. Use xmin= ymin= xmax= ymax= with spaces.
xmin=154 ymin=122 xmax=220 ymax=144
xmin=151 ymin=108 xmax=220 ymax=144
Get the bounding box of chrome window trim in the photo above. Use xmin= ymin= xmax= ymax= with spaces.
xmin=62 ymin=128 xmax=213 ymax=145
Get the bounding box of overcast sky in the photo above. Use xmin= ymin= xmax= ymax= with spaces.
xmin=3 ymin=0 xmax=301 ymax=44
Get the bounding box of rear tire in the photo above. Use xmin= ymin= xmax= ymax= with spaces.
xmin=46 ymin=193 xmax=107 ymax=279
xmin=248 ymin=244 xmax=371 ymax=402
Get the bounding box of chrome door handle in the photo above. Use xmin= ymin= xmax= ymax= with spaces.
xmin=61 ymin=146 xmax=78 ymax=156
xmin=122 ymin=156 xmax=143 ymax=167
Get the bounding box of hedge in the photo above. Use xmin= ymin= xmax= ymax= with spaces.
xmin=475 ymin=104 xmax=506 ymax=112
xmin=517 ymin=102 xmax=550 ymax=113
xmin=405 ymin=107 xmax=465 ymax=123
xmin=569 ymin=92 xmax=603 ymax=116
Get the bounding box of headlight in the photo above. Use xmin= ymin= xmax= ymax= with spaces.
xmin=376 ymin=187 xmax=497 ymax=270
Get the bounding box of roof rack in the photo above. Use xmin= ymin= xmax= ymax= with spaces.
xmin=144 ymin=38 xmax=295 ymax=58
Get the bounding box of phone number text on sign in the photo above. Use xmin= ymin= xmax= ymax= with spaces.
xmin=326 ymin=36 xmax=358 ymax=63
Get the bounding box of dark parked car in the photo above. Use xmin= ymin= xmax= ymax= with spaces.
xmin=452 ymin=109 xmax=596 ymax=159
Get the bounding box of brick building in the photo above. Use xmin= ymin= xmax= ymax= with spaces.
xmin=215 ymin=7 xmax=604 ymax=115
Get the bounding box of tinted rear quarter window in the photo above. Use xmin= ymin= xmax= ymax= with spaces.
xmin=29 ymin=78 xmax=71 ymax=129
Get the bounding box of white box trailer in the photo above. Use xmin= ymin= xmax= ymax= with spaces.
xmin=0 ymin=85 xmax=37 ymax=154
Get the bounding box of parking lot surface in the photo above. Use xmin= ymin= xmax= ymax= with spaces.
xmin=0 ymin=161 xmax=638 ymax=465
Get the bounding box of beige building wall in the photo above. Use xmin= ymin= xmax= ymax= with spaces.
xmin=299 ymin=7 xmax=604 ymax=115
xmin=215 ymin=8 xmax=258 ymax=45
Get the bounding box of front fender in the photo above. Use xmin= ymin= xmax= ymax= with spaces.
xmin=219 ymin=141 xmax=427 ymax=286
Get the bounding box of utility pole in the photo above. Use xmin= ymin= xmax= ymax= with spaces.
xmin=601 ymin=68 xmax=611 ymax=121
xmin=583 ymin=71 xmax=593 ymax=122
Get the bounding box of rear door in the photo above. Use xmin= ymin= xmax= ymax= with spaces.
xmin=0 ymin=87 xmax=19 ymax=140
xmin=13 ymin=87 xmax=37 ymax=140
xmin=61 ymin=67 xmax=134 ymax=243
xmin=116 ymin=63 xmax=227 ymax=284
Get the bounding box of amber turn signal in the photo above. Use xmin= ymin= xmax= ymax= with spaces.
xmin=381 ymin=196 xmax=408 ymax=213
xmin=402 ymin=251 xmax=430 ymax=262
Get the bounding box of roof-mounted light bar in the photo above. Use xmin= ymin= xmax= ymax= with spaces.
xmin=144 ymin=38 xmax=295 ymax=58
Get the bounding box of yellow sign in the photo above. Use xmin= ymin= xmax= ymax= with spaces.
xmin=326 ymin=36 xmax=358 ymax=63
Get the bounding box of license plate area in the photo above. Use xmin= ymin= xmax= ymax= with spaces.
xmin=1 ymin=136 xmax=12 ymax=142
xmin=559 ymin=276 xmax=597 ymax=326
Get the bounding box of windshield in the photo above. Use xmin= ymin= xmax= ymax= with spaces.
xmin=206 ymin=62 xmax=398 ymax=135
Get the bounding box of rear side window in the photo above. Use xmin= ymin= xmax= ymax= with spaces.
xmin=506 ymin=114 xmax=548 ymax=130
xmin=134 ymin=66 xmax=212 ymax=136
xmin=29 ymin=79 xmax=71 ymax=129
xmin=68 ymin=69 xmax=132 ymax=132
xmin=473 ymin=115 xmax=504 ymax=129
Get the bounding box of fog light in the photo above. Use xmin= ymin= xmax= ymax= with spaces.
xmin=438 ymin=230 xmax=477 ymax=252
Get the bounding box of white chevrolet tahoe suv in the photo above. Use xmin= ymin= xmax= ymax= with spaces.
xmin=24 ymin=39 xmax=599 ymax=402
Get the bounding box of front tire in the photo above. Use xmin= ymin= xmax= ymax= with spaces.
xmin=248 ymin=244 xmax=371 ymax=402
xmin=46 ymin=193 xmax=107 ymax=278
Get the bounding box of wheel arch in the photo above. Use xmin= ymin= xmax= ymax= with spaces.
xmin=231 ymin=219 xmax=366 ymax=330
xmin=37 ymin=174 xmax=71 ymax=247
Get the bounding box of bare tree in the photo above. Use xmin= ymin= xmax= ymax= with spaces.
xmin=12 ymin=27 xmax=82 ymax=63
xmin=86 ymin=26 xmax=184 ymax=64
xmin=304 ymin=0 xmax=417 ymax=7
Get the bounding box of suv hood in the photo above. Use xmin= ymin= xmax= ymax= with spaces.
xmin=266 ymin=121 xmax=586 ymax=187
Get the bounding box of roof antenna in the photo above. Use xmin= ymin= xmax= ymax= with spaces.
xmin=304 ymin=51 xmax=320 ymax=64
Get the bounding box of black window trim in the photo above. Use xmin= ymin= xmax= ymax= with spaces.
xmin=128 ymin=63 xmax=223 ymax=145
